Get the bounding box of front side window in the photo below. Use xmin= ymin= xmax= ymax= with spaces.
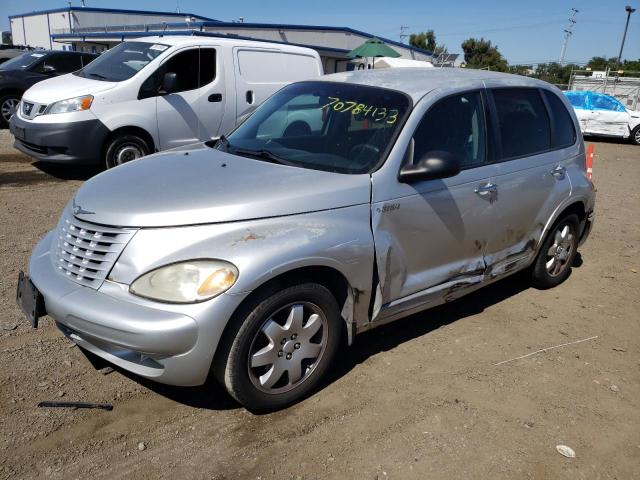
xmin=223 ymin=81 xmax=411 ymax=174
xmin=412 ymin=91 xmax=486 ymax=170
xmin=493 ymin=88 xmax=551 ymax=159
xmin=75 ymin=41 xmax=168 ymax=82
xmin=42 ymin=53 xmax=83 ymax=74
xmin=591 ymin=94 xmax=625 ymax=112
xmin=543 ymin=90 xmax=576 ymax=148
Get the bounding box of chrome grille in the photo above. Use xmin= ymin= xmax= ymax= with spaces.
xmin=52 ymin=212 xmax=136 ymax=289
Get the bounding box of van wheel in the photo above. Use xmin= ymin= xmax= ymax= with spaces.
xmin=531 ymin=214 xmax=579 ymax=289
xmin=104 ymin=134 xmax=150 ymax=169
xmin=631 ymin=125 xmax=640 ymax=146
xmin=216 ymin=283 xmax=341 ymax=412
xmin=0 ymin=94 xmax=20 ymax=128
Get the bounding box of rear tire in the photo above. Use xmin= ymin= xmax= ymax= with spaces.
xmin=0 ymin=93 xmax=21 ymax=128
xmin=531 ymin=214 xmax=580 ymax=289
xmin=215 ymin=283 xmax=342 ymax=412
xmin=631 ymin=125 xmax=640 ymax=146
xmin=104 ymin=133 xmax=150 ymax=169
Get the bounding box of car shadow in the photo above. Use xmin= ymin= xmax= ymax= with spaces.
xmin=33 ymin=161 xmax=101 ymax=181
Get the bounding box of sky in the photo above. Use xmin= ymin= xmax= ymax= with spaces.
xmin=1 ymin=0 xmax=639 ymax=64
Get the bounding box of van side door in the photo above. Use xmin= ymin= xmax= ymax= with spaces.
xmin=482 ymin=86 xmax=575 ymax=277
xmin=232 ymin=48 xmax=322 ymax=127
xmin=370 ymin=90 xmax=496 ymax=321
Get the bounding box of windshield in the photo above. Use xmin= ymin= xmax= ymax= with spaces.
xmin=74 ymin=41 xmax=169 ymax=82
xmin=0 ymin=52 xmax=46 ymax=71
xmin=223 ymin=81 xmax=411 ymax=174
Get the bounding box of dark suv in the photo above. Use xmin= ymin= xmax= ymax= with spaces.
xmin=0 ymin=50 xmax=97 ymax=127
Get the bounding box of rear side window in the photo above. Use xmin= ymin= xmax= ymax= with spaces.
xmin=412 ymin=91 xmax=486 ymax=169
xmin=543 ymin=90 xmax=576 ymax=148
xmin=237 ymin=50 xmax=319 ymax=83
xmin=492 ymin=88 xmax=551 ymax=159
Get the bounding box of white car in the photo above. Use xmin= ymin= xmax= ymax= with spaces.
xmin=564 ymin=91 xmax=640 ymax=145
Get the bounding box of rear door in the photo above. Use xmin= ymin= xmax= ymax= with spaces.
xmin=371 ymin=89 xmax=496 ymax=318
xmin=586 ymin=93 xmax=629 ymax=137
xmin=482 ymin=86 xmax=574 ymax=277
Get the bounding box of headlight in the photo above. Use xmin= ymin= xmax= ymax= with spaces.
xmin=129 ymin=260 xmax=238 ymax=303
xmin=45 ymin=95 xmax=93 ymax=115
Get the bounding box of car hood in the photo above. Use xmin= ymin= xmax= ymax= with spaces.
xmin=22 ymin=73 xmax=117 ymax=104
xmin=72 ymin=145 xmax=371 ymax=227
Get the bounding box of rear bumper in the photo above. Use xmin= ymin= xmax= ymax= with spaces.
xmin=9 ymin=114 xmax=109 ymax=165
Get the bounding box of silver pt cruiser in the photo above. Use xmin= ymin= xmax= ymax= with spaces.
xmin=17 ymin=69 xmax=595 ymax=411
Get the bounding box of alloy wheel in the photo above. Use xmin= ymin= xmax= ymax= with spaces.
xmin=248 ymin=302 xmax=327 ymax=394
xmin=1 ymin=98 xmax=19 ymax=122
xmin=545 ymin=223 xmax=575 ymax=277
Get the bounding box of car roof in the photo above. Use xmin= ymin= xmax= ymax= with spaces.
xmin=134 ymin=35 xmax=316 ymax=55
xmin=318 ymin=68 xmax=550 ymax=102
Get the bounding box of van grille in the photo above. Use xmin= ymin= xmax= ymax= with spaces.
xmin=52 ymin=212 xmax=136 ymax=289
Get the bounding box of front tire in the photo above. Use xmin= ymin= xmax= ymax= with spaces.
xmin=104 ymin=133 xmax=150 ymax=169
xmin=216 ymin=283 xmax=342 ymax=411
xmin=0 ymin=93 xmax=20 ymax=128
xmin=531 ymin=214 xmax=580 ymax=289
xmin=631 ymin=125 xmax=640 ymax=146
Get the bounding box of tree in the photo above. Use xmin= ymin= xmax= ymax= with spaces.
xmin=409 ymin=30 xmax=436 ymax=52
xmin=587 ymin=56 xmax=617 ymax=70
xmin=461 ymin=38 xmax=508 ymax=71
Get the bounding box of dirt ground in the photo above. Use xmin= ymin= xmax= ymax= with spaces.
xmin=0 ymin=129 xmax=638 ymax=480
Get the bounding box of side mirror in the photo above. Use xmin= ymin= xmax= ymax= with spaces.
xmin=41 ymin=64 xmax=56 ymax=75
xmin=398 ymin=150 xmax=462 ymax=183
xmin=160 ymin=72 xmax=178 ymax=94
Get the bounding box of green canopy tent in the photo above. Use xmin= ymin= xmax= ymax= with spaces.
xmin=347 ymin=37 xmax=401 ymax=69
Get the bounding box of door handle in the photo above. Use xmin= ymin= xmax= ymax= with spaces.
xmin=208 ymin=93 xmax=222 ymax=102
xmin=246 ymin=90 xmax=254 ymax=104
xmin=474 ymin=182 xmax=497 ymax=196
xmin=551 ymin=165 xmax=566 ymax=177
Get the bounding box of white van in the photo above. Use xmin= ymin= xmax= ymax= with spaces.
xmin=9 ymin=36 xmax=323 ymax=168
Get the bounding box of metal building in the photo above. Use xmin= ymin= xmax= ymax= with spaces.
xmin=8 ymin=6 xmax=433 ymax=72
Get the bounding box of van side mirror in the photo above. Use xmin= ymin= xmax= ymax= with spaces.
xmin=398 ymin=150 xmax=462 ymax=183
xmin=41 ymin=64 xmax=56 ymax=75
xmin=160 ymin=72 xmax=178 ymax=94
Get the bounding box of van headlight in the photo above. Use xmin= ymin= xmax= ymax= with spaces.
xmin=129 ymin=260 xmax=238 ymax=303
xmin=45 ymin=95 xmax=93 ymax=115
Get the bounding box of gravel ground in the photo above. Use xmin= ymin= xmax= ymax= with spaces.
xmin=0 ymin=129 xmax=639 ymax=479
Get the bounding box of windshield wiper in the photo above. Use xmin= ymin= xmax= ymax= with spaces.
xmin=231 ymin=147 xmax=288 ymax=165
xmin=87 ymin=72 xmax=108 ymax=80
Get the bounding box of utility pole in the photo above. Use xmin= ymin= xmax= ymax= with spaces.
xmin=559 ymin=8 xmax=579 ymax=65
xmin=399 ymin=26 xmax=408 ymax=44
xmin=617 ymin=5 xmax=636 ymax=66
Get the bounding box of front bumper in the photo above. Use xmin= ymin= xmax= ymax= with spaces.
xmin=9 ymin=114 xmax=110 ymax=165
xmin=27 ymin=233 xmax=245 ymax=386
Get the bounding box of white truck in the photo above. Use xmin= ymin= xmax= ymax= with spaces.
xmin=9 ymin=36 xmax=323 ymax=168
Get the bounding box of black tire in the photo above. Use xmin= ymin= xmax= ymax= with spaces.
xmin=531 ymin=214 xmax=580 ymax=289
xmin=215 ymin=282 xmax=342 ymax=412
xmin=0 ymin=93 xmax=21 ymax=128
xmin=631 ymin=125 xmax=640 ymax=146
xmin=104 ymin=133 xmax=150 ymax=169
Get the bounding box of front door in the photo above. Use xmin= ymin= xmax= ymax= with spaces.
xmin=585 ymin=93 xmax=629 ymax=137
xmin=371 ymin=90 xmax=496 ymax=320
xmin=482 ymin=87 xmax=574 ymax=277
xmin=156 ymin=47 xmax=225 ymax=150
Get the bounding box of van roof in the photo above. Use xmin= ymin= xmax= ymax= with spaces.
xmin=319 ymin=68 xmax=551 ymax=102
xmin=134 ymin=35 xmax=318 ymax=55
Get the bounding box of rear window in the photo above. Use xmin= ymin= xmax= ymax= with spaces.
xmin=492 ymin=88 xmax=551 ymax=159
xmin=543 ymin=90 xmax=576 ymax=148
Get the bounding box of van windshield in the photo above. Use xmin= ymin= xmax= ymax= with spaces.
xmin=74 ymin=41 xmax=169 ymax=82
xmin=223 ymin=81 xmax=411 ymax=174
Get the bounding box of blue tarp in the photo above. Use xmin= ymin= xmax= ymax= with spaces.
xmin=564 ymin=91 xmax=626 ymax=112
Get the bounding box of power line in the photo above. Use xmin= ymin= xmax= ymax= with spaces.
xmin=559 ymin=8 xmax=579 ymax=65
